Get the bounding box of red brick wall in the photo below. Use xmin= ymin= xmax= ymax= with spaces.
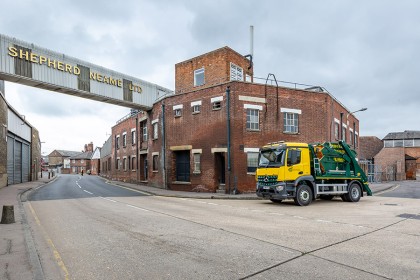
xmin=175 ymin=47 xmax=252 ymax=94
xmin=359 ymin=136 xmax=383 ymax=161
xmin=374 ymin=147 xmax=406 ymax=180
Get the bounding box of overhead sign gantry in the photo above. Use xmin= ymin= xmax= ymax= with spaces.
xmin=0 ymin=34 xmax=173 ymax=110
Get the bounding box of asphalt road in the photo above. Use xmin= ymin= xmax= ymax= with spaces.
xmin=25 ymin=175 xmax=420 ymax=280
xmin=377 ymin=180 xmax=420 ymax=199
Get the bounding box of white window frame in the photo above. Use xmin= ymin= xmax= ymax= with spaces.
xmin=192 ymin=149 xmax=202 ymax=174
xmin=194 ymin=68 xmax=205 ymax=86
xmin=230 ymin=62 xmax=244 ymax=81
xmin=211 ymin=96 xmax=223 ymax=111
xmin=245 ymin=150 xmax=259 ymax=174
xmin=153 ymin=122 xmax=158 ymax=140
xmin=246 ymin=109 xmax=260 ymax=131
xmin=281 ymin=108 xmax=301 ymax=134
xmin=131 ymin=129 xmax=136 ymax=145
xmin=122 ymin=132 xmax=127 ymax=147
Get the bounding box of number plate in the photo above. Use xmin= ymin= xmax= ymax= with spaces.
xmin=263 ymin=186 xmax=270 ymax=190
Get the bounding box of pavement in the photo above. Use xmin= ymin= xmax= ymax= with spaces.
xmin=0 ymin=173 xmax=400 ymax=279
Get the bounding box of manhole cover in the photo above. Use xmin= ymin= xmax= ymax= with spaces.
xmin=384 ymin=203 xmax=399 ymax=206
xmin=397 ymin=213 xmax=420 ymax=220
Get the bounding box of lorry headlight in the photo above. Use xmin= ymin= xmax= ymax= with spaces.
xmin=276 ymin=186 xmax=284 ymax=192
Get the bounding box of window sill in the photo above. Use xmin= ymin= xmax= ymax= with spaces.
xmin=246 ymin=129 xmax=260 ymax=132
xmin=192 ymin=112 xmax=200 ymax=115
xmin=283 ymin=131 xmax=299 ymax=135
xmin=247 ymin=172 xmax=256 ymax=175
xmin=212 ymin=107 xmax=222 ymax=111
xmin=172 ymin=181 xmax=191 ymax=185
xmin=153 ymin=170 xmax=158 ymax=173
xmin=193 ymin=171 xmax=201 ymax=174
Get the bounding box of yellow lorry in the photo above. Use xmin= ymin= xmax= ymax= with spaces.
xmin=256 ymin=141 xmax=372 ymax=206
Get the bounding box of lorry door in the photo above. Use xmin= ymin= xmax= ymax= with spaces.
xmin=284 ymin=148 xmax=309 ymax=181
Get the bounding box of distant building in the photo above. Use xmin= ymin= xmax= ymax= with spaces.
xmin=90 ymin=147 xmax=101 ymax=175
xmin=359 ymin=136 xmax=383 ymax=162
xmin=374 ymin=130 xmax=420 ymax=180
xmin=69 ymin=143 xmax=95 ymax=174
xmin=48 ymin=150 xmax=81 ymax=169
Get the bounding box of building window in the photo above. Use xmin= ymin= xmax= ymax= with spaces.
xmin=284 ymin=113 xmax=299 ymax=133
xmin=349 ymin=131 xmax=354 ymax=145
xmin=247 ymin=152 xmax=259 ymax=173
xmin=334 ymin=123 xmax=339 ymax=140
xmin=116 ymin=136 xmax=120 ymax=149
xmin=108 ymin=158 xmax=111 ymax=171
xmin=212 ymin=101 xmax=221 ymax=110
xmin=123 ymin=157 xmax=127 ymax=171
xmin=193 ymin=153 xmax=201 ymax=173
xmin=81 ymin=159 xmax=84 ymax=163
xmin=153 ymin=122 xmax=158 ymax=139
xmin=116 ymin=158 xmax=120 ymax=170
xmin=140 ymin=121 xmax=148 ymax=142
xmin=174 ymin=108 xmax=182 ymax=117
xmin=194 ymin=68 xmax=205 ymax=86
xmin=123 ymin=133 xmax=127 ymax=147
xmin=355 ymin=134 xmax=358 ymax=148
xmin=131 ymin=130 xmax=136 ymax=145
xmin=342 ymin=127 xmax=347 ymax=142
xmin=131 ymin=157 xmax=136 ymax=170
xmin=230 ymin=62 xmax=243 ymax=81
xmin=192 ymin=104 xmax=201 ymax=114
xmin=72 ymin=159 xmax=75 ymax=163
xmin=152 ymin=155 xmax=159 ymax=172
xmin=246 ymin=109 xmax=259 ymax=131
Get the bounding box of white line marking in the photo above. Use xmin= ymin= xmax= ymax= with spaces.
xmin=76 ymin=183 xmax=81 ymax=189
xmin=83 ymin=190 xmax=93 ymax=195
xmin=99 ymin=197 xmax=116 ymax=203
xmin=207 ymin=203 xmax=218 ymax=205
xmin=126 ymin=205 xmax=149 ymax=212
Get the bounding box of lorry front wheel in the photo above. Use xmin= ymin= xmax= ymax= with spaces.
xmin=294 ymin=184 xmax=313 ymax=206
xmin=344 ymin=182 xmax=362 ymax=202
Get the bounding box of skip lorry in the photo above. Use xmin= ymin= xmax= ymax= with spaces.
xmin=256 ymin=140 xmax=372 ymax=206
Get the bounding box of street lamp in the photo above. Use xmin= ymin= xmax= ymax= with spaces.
xmin=346 ymin=108 xmax=368 ymax=146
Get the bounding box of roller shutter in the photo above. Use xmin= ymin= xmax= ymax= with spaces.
xmin=7 ymin=136 xmax=14 ymax=185
xmin=22 ymin=143 xmax=30 ymax=183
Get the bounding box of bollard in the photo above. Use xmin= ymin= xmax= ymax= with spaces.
xmin=1 ymin=205 xmax=15 ymax=224
xmin=48 ymin=172 xmax=50 ymax=179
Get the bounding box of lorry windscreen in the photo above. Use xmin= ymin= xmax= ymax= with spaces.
xmin=259 ymin=148 xmax=285 ymax=167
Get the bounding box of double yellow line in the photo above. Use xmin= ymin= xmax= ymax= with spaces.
xmin=28 ymin=202 xmax=70 ymax=280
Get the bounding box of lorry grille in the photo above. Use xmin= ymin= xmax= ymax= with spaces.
xmin=257 ymin=175 xmax=278 ymax=186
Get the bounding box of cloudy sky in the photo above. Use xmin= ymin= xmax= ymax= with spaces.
xmin=1 ymin=0 xmax=419 ymax=154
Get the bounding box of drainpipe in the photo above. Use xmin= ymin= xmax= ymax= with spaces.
xmin=226 ymin=86 xmax=231 ymax=194
xmin=162 ymin=103 xmax=167 ymax=189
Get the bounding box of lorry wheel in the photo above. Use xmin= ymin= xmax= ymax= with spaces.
xmin=347 ymin=182 xmax=362 ymax=202
xmin=270 ymin=199 xmax=282 ymax=203
xmin=294 ymin=184 xmax=313 ymax=206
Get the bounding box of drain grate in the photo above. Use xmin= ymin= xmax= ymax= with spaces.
xmin=397 ymin=213 xmax=420 ymax=220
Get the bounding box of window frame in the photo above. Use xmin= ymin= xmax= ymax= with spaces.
xmin=246 ymin=108 xmax=260 ymax=131
xmin=246 ymin=152 xmax=259 ymax=173
xmin=152 ymin=155 xmax=159 ymax=172
xmin=194 ymin=68 xmax=205 ymax=87
xmin=153 ymin=122 xmax=158 ymax=140
xmin=131 ymin=130 xmax=136 ymax=145
xmin=283 ymin=112 xmax=299 ymax=134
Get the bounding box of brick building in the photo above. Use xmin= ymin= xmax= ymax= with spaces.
xmin=374 ymin=131 xmax=420 ymax=180
xmin=69 ymin=143 xmax=94 ymax=174
xmin=102 ymin=46 xmax=363 ymax=193
xmin=359 ymin=136 xmax=383 ymax=162
xmin=90 ymin=147 xmax=101 ymax=175
xmin=48 ymin=150 xmax=80 ymax=169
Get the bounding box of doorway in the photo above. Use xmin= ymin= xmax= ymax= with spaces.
xmin=214 ymin=152 xmax=226 ymax=185
xmin=175 ymin=150 xmax=190 ymax=182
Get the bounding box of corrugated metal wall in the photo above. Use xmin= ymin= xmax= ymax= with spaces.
xmin=7 ymin=134 xmax=30 ymax=185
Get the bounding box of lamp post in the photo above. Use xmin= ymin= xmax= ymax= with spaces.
xmin=346 ymin=108 xmax=367 ymax=146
